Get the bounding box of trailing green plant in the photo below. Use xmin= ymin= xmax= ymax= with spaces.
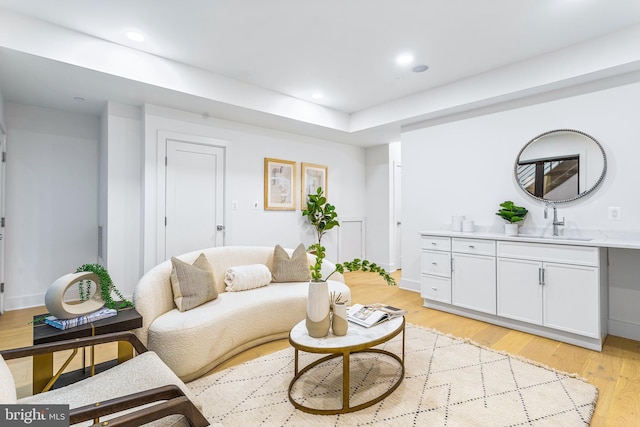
xmin=303 ymin=188 xmax=396 ymax=286
xmin=496 ymin=200 xmax=529 ymax=224
xmin=76 ymin=263 xmax=133 ymax=310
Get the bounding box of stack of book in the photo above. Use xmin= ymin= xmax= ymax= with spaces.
xmin=45 ymin=307 xmax=117 ymax=330
xmin=347 ymin=303 xmax=407 ymax=328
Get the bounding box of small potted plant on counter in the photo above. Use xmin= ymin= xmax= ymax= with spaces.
xmin=496 ymin=200 xmax=528 ymax=236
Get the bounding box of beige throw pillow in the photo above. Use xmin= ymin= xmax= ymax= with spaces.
xmin=170 ymin=253 xmax=218 ymax=312
xmin=272 ymin=243 xmax=311 ymax=282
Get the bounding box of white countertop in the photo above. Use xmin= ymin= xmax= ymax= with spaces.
xmin=419 ymin=229 xmax=640 ymax=250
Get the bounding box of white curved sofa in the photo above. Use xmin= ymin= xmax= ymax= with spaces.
xmin=133 ymin=246 xmax=350 ymax=382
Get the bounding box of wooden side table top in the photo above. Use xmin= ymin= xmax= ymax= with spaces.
xmin=33 ymin=307 xmax=142 ymax=344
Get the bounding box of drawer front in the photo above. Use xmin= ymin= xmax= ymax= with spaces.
xmin=421 ymin=274 xmax=452 ymax=303
xmin=421 ymin=250 xmax=452 ymax=277
xmin=452 ymin=238 xmax=495 ymax=256
xmin=421 ymin=236 xmax=451 ymax=252
xmin=497 ymin=241 xmax=598 ymax=266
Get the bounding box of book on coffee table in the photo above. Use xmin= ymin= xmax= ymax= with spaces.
xmin=347 ymin=303 xmax=406 ymax=328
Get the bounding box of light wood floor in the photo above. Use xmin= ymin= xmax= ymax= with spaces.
xmin=1 ymin=270 xmax=638 ymax=426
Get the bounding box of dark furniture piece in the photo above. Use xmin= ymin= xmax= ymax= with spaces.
xmin=32 ymin=308 xmax=143 ymax=394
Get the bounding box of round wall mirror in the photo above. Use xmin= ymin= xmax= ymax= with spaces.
xmin=514 ymin=129 xmax=606 ymax=203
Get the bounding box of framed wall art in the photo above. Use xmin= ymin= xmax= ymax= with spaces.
xmin=301 ymin=162 xmax=328 ymax=209
xmin=264 ymin=158 xmax=297 ymax=210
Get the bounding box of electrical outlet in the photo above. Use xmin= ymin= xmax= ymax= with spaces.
xmin=231 ymin=200 xmax=238 ymax=210
xmin=608 ymin=207 xmax=621 ymax=220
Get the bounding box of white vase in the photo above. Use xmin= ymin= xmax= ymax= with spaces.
xmin=306 ymin=280 xmax=331 ymax=338
xmin=504 ymin=223 xmax=519 ymax=236
xmin=331 ymin=301 xmax=348 ymax=336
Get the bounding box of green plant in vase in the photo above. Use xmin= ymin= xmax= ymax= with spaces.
xmin=302 ymin=187 xmax=396 ymax=337
xmin=496 ymin=200 xmax=528 ymax=235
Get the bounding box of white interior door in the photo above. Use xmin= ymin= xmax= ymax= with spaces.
xmin=165 ymin=139 xmax=224 ymax=259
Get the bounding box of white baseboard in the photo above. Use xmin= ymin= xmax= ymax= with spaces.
xmin=608 ymin=318 xmax=640 ymax=342
xmin=6 ymin=294 xmax=45 ymax=311
xmin=399 ymin=278 xmax=420 ymax=293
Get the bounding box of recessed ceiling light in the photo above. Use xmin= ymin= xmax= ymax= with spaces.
xmin=396 ymin=53 xmax=414 ymax=65
xmin=412 ymin=64 xmax=429 ymax=73
xmin=311 ymin=93 xmax=324 ymax=100
xmin=126 ymin=31 xmax=145 ymax=42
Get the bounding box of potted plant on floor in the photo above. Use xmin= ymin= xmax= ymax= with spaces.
xmin=302 ymin=187 xmax=395 ymax=337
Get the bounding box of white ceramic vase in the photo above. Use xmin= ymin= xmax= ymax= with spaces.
xmin=504 ymin=223 xmax=519 ymax=236
xmin=331 ymin=301 xmax=348 ymax=336
xmin=306 ymin=280 xmax=331 ymax=338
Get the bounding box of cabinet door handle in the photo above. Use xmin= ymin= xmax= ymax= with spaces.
xmin=541 ymin=268 xmax=545 ymax=285
xmin=432 ymin=262 xmax=437 ymax=265
xmin=538 ymin=267 xmax=546 ymax=285
xmin=468 ymin=245 xmax=475 ymax=249
xmin=431 ymin=287 xmax=438 ymax=291
xmin=431 ymin=242 xmax=437 ymax=246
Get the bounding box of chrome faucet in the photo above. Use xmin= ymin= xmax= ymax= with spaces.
xmin=544 ymin=201 xmax=565 ymax=236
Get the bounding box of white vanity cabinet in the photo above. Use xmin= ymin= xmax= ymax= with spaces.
xmin=420 ymin=236 xmax=452 ymax=303
xmin=497 ymin=241 xmax=605 ymax=339
xmin=451 ymin=239 xmax=496 ymax=314
xmin=419 ymin=232 xmax=608 ymax=351
xmin=420 ymin=236 xmax=496 ymax=313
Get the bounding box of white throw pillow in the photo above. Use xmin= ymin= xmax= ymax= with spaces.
xmin=224 ymin=264 xmax=272 ymax=292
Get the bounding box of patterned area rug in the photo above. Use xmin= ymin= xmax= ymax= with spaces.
xmin=187 ymin=323 xmax=597 ymax=426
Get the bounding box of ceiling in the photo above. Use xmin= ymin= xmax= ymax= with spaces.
xmin=1 ymin=0 xmax=640 ymax=146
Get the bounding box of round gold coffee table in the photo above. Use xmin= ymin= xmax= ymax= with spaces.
xmin=288 ymin=316 xmax=405 ymax=414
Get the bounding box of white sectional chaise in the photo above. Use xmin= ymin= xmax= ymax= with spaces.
xmin=133 ymin=246 xmax=351 ymax=382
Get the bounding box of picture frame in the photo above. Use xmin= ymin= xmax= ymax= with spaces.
xmin=264 ymin=158 xmax=297 ymax=210
xmin=301 ymin=162 xmax=328 ymax=209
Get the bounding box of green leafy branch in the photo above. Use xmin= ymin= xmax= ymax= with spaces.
xmin=302 ymin=187 xmax=340 ymax=247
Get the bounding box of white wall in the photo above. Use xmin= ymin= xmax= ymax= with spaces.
xmin=401 ymin=81 xmax=640 ymax=339
xmin=5 ymin=103 xmax=99 ymax=310
xmin=142 ymin=104 xmax=367 ymax=272
xmin=365 ymin=145 xmax=393 ymax=271
xmin=102 ymin=102 xmax=143 ymax=301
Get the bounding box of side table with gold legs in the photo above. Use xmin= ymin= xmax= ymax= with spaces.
xmin=32 ymin=307 xmax=142 ymax=394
